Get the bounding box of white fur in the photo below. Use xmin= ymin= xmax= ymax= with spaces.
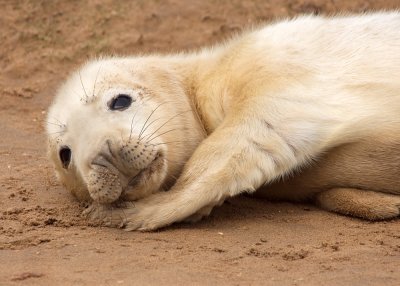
xmin=47 ymin=12 xmax=400 ymax=230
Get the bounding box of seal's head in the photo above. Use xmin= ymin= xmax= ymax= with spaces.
xmin=46 ymin=58 xmax=203 ymax=203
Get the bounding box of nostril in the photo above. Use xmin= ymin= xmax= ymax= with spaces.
xmin=91 ymin=140 xmax=117 ymax=169
xmin=106 ymin=139 xmax=115 ymax=158
xmin=59 ymin=146 xmax=71 ymax=169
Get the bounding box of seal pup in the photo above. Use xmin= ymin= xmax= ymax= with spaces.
xmin=47 ymin=12 xmax=400 ymax=230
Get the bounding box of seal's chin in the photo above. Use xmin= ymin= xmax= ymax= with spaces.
xmin=120 ymin=151 xmax=167 ymax=201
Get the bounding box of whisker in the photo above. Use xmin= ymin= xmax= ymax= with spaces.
xmin=79 ymin=71 xmax=89 ymax=102
xmin=73 ymin=89 xmax=85 ymax=102
xmin=138 ymin=101 xmax=171 ymax=140
xmin=149 ymin=140 xmax=194 ymax=147
xmin=122 ymin=96 xmax=155 ymax=144
xmin=146 ymin=127 xmax=190 ymax=143
xmin=164 ymin=157 xmax=187 ymax=164
xmin=48 ymin=116 xmax=64 ymax=126
xmin=92 ymin=64 xmax=102 ymax=98
xmin=47 ymin=130 xmax=65 ymax=135
xmin=128 ymin=110 xmax=140 ymax=142
xmin=124 ymin=98 xmax=171 ymax=143
xmin=137 ymin=117 xmax=162 ymax=140
xmin=44 ymin=120 xmax=63 ymax=128
xmin=141 ymin=110 xmax=192 ymax=142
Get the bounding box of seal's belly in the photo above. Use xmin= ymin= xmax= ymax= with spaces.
xmin=255 ymin=134 xmax=400 ymax=201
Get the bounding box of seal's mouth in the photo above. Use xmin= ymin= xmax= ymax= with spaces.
xmin=126 ymin=151 xmax=164 ymax=188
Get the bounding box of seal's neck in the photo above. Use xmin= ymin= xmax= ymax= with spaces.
xmin=170 ymin=47 xmax=231 ymax=134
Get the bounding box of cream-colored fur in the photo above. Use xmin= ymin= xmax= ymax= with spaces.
xmin=47 ymin=12 xmax=400 ymax=230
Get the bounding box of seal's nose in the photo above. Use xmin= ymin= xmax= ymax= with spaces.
xmin=91 ymin=139 xmax=119 ymax=170
xmin=91 ymin=138 xmax=158 ymax=180
xmin=88 ymin=139 xmax=123 ymax=203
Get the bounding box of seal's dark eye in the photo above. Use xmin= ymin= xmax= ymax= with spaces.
xmin=59 ymin=147 xmax=71 ymax=169
xmin=109 ymin=94 xmax=132 ymax=111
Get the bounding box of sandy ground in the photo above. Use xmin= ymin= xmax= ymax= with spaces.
xmin=1 ymin=0 xmax=400 ymax=285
